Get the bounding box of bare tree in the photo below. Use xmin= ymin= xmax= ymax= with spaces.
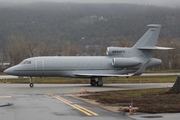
xmin=6 ymin=35 xmax=28 ymax=65
xmin=25 ymin=40 xmax=48 ymax=57
xmin=52 ymin=40 xmax=79 ymax=56
xmin=155 ymin=38 xmax=180 ymax=70
xmin=26 ymin=40 xmax=38 ymax=57
xmin=115 ymin=35 xmax=134 ymax=47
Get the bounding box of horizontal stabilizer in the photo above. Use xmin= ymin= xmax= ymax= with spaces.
xmin=74 ymin=73 xmax=133 ymax=77
xmin=138 ymin=46 xmax=174 ymax=50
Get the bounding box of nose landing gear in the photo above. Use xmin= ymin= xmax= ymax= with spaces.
xmin=29 ymin=77 xmax=34 ymax=88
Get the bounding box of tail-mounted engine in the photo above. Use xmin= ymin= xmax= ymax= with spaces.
xmin=106 ymin=47 xmax=126 ymax=56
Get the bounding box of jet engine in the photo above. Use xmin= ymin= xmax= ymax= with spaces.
xmin=147 ymin=58 xmax=162 ymax=68
xmin=112 ymin=58 xmax=140 ymax=67
xmin=106 ymin=47 xmax=126 ymax=56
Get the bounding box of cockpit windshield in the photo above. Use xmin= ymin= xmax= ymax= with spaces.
xmin=20 ymin=60 xmax=32 ymax=65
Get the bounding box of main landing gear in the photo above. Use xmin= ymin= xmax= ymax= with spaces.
xmin=90 ymin=77 xmax=103 ymax=87
xmin=29 ymin=77 xmax=34 ymax=88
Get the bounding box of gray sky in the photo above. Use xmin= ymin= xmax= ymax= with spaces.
xmin=1 ymin=0 xmax=180 ymax=7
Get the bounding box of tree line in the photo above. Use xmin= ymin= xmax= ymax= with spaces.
xmin=1 ymin=35 xmax=179 ymax=71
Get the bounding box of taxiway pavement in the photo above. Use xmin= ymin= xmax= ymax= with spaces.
xmin=0 ymin=83 xmax=179 ymax=120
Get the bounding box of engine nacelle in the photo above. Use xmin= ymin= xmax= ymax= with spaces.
xmin=106 ymin=47 xmax=126 ymax=56
xmin=147 ymin=58 xmax=162 ymax=68
xmin=112 ymin=58 xmax=140 ymax=67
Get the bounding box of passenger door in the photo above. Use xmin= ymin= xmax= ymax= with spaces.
xmin=36 ymin=60 xmax=44 ymax=76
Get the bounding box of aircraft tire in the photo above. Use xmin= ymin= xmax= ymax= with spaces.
xmin=97 ymin=82 xmax=103 ymax=87
xmin=90 ymin=81 xmax=96 ymax=86
xmin=29 ymin=83 xmax=34 ymax=88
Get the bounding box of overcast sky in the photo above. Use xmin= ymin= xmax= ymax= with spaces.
xmin=0 ymin=0 xmax=180 ymax=7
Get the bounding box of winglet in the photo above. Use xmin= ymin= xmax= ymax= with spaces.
xmin=133 ymin=60 xmax=151 ymax=76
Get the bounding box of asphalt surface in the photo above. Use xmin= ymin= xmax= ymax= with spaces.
xmin=0 ymin=84 xmax=135 ymax=120
xmin=0 ymin=74 xmax=180 ymax=120
xmin=0 ymin=83 xmax=179 ymax=120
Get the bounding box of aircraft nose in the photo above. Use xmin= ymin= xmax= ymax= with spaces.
xmin=4 ymin=67 xmax=14 ymax=75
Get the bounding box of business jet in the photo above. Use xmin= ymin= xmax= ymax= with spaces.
xmin=4 ymin=24 xmax=173 ymax=87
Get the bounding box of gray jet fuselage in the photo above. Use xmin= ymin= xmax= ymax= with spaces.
xmin=6 ymin=54 xmax=162 ymax=78
xmin=7 ymin=56 xmax=137 ymax=77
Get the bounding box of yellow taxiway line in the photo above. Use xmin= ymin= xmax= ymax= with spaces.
xmin=48 ymin=93 xmax=98 ymax=116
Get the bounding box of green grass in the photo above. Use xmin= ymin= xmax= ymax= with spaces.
xmin=145 ymin=70 xmax=180 ymax=73
xmin=103 ymin=75 xmax=177 ymax=83
xmin=0 ymin=72 xmax=6 ymax=75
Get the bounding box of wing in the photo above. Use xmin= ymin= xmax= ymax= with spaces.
xmin=74 ymin=73 xmax=133 ymax=77
xmin=74 ymin=60 xmax=151 ymax=77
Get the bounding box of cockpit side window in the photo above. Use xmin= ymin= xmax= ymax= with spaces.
xmin=23 ymin=61 xmax=27 ymax=64
xmin=20 ymin=60 xmax=32 ymax=65
xmin=27 ymin=61 xmax=31 ymax=64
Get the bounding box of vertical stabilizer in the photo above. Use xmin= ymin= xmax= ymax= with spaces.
xmin=133 ymin=24 xmax=161 ymax=48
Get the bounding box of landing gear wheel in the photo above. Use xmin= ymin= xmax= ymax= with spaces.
xmin=97 ymin=77 xmax=103 ymax=87
xmin=91 ymin=80 xmax=96 ymax=86
xmin=97 ymin=82 xmax=103 ymax=87
xmin=29 ymin=77 xmax=34 ymax=88
xmin=29 ymin=83 xmax=34 ymax=88
xmin=90 ymin=78 xmax=96 ymax=86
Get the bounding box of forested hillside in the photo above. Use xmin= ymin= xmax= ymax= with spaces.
xmin=0 ymin=2 xmax=180 ymax=69
xmin=0 ymin=3 xmax=180 ymax=42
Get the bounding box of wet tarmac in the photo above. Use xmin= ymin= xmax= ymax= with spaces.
xmin=0 ymin=83 xmax=179 ymax=120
